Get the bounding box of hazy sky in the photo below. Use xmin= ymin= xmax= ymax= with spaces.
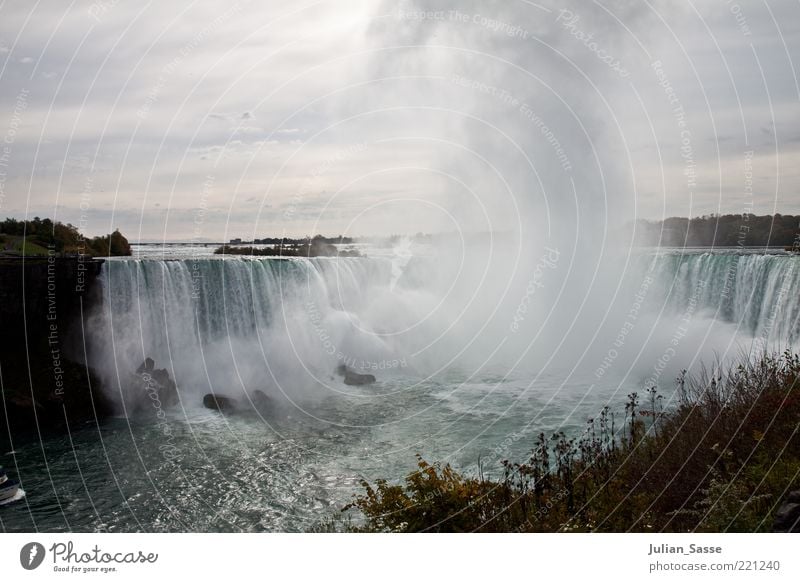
xmin=0 ymin=0 xmax=798 ymax=240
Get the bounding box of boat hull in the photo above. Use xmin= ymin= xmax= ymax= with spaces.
xmin=0 ymin=480 xmax=20 ymax=502
xmin=0 ymin=487 xmax=25 ymax=506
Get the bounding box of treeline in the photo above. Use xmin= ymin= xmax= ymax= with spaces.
xmin=635 ymin=214 xmax=800 ymax=247
xmin=242 ymin=234 xmax=357 ymax=245
xmin=216 ymin=238 xmax=361 ymax=258
xmin=235 ymin=234 xmax=435 ymax=246
xmin=0 ymin=217 xmax=131 ymax=256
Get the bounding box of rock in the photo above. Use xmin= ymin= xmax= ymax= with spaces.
xmin=773 ymin=490 xmax=800 ymax=532
xmin=345 ymin=371 xmax=376 ymax=385
xmin=203 ymin=393 xmax=238 ymax=412
xmin=150 ymin=368 xmax=177 ymax=401
xmin=136 ymin=358 xmax=155 ymax=374
xmin=0 ymin=256 xmax=110 ymax=434
xmin=151 ymin=368 xmax=169 ymax=384
xmin=336 ymin=364 xmax=376 ymax=386
xmin=127 ymin=357 xmax=178 ymax=414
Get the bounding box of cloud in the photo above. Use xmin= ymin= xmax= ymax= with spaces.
xmin=0 ymin=0 xmax=797 ymax=239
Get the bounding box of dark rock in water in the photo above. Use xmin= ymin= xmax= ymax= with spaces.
xmin=773 ymin=490 xmax=800 ymax=532
xmin=203 ymin=393 xmax=238 ymax=412
xmin=126 ymin=357 xmax=178 ymax=414
xmin=336 ymin=364 xmax=376 ymax=386
xmin=345 ymin=371 xmax=376 ymax=385
xmin=136 ymin=358 xmax=155 ymax=374
xmin=151 ymin=368 xmax=173 ymax=391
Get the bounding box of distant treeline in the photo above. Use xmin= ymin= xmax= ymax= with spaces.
xmin=216 ymin=237 xmax=361 ymax=258
xmin=636 ymin=214 xmax=800 ymax=247
xmin=242 ymin=234 xmax=357 ymax=245
xmin=232 ymin=233 xmax=435 ymax=246
xmin=0 ymin=217 xmax=132 ymax=257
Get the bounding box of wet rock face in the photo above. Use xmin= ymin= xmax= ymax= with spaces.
xmin=0 ymin=358 xmax=113 ymax=439
xmin=136 ymin=358 xmax=155 ymax=374
xmin=126 ymin=358 xmax=178 ymax=415
xmin=336 ymin=364 xmax=376 ymax=386
xmin=773 ymin=491 xmax=800 ymax=532
xmin=344 ymin=371 xmax=376 ymax=386
xmin=202 ymin=390 xmax=274 ymax=416
xmin=203 ymin=394 xmax=238 ymax=412
xmin=0 ymin=257 xmax=108 ymax=436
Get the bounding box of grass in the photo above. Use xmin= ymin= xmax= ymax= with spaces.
xmin=331 ymin=351 xmax=800 ymax=532
xmin=0 ymin=234 xmax=50 ymax=256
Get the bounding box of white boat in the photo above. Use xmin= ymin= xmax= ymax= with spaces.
xmin=0 ymin=466 xmax=25 ymax=505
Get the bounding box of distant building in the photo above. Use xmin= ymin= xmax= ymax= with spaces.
xmin=229 ymin=238 xmax=242 ymax=244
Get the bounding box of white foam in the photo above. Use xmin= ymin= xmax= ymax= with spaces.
xmin=0 ymin=487 xmax=26 ymax=506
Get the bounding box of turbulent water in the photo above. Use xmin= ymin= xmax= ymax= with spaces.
xmin=1 ymin=247 xmax=797 ymax=532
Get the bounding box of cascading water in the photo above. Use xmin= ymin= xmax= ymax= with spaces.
xmin=87 ymin=249 xmax=800 ymax=416
xmin=646 ymin=251 xmax=800 ymax=347
xmin=87 ymin=255 xmax=444 ymax=412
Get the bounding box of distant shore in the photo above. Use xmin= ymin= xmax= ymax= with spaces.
xmin=214 ymin=239 xmax=362 ymax=258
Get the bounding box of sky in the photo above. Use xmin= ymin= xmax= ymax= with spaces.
xmin=0 ymin=0 xmax=798 ymax=241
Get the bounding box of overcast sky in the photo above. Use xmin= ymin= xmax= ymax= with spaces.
xmin=0 ymin=0 xmax=798 ymax=240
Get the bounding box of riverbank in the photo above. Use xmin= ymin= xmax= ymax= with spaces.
xmin=0 ymin=255 xmax=112 ymax=445
xmin=336 ymin=351 xmax=800 ymax=532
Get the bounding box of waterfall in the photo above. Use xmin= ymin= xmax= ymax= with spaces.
xmin=87 ymin=251 xmax=800 ymax=412
xmin=646 ymin=252 xmax=800 ymax=346
xmin=86 ymin=256 xmax=420 ymax=409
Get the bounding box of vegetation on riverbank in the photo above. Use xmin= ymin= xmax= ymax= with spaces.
xmin=635 ymin=213 xmax=800 ymax=247
xmin=0 ymin=217 xmax=131 ymax=256
xmin=334 ymin=351 xmax=800 ymax=532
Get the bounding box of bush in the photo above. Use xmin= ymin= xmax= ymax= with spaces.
xmin=0 ymin=217 xmax=131 ymax=256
